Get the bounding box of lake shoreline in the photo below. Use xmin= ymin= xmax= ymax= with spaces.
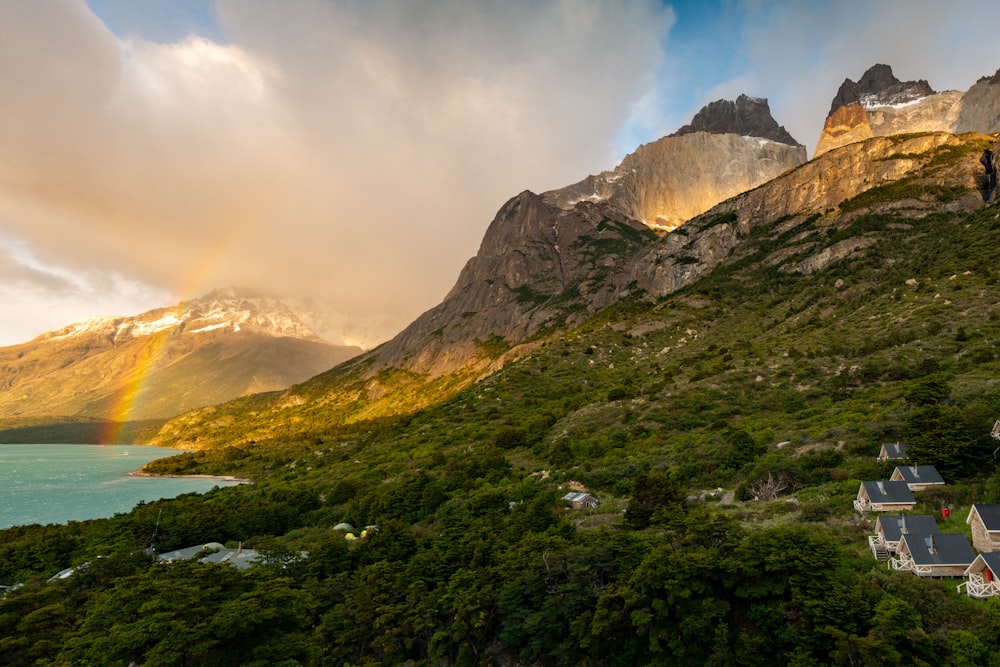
xmin=128 ymin=470 xmax=253 ymax=484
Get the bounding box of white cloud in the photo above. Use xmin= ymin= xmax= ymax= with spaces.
xmin=0 ymin=0 xmax=675 ymax=348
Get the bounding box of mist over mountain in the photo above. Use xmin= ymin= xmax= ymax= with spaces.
xmin=0 ymin=288 xmax=360 ymax=425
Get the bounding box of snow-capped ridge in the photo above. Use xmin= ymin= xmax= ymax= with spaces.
xmin=41 ymin=288 xmax=322 ymax=344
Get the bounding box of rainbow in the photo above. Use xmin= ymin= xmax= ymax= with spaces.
xmin=100 ymin=228 xmax=240 ymax=444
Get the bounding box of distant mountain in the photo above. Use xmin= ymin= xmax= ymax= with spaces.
xmin=0 ymin=288 xmax=361 ymax=425
xmin=816 ymin=63 xmax=1000 ymax=156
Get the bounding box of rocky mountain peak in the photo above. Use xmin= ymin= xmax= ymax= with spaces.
xmin=179 ymin=288 xmax=321 ymax=341
xmin=672 ymin=94 xmax=803 ymax=147
xmin=828 ymin=63 xmax=935 ymax=116
xmin=976 ymin=67 xmax=1000 ymax=85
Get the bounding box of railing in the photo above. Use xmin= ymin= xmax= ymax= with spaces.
xmin=958 ymin=574 xmax=1000 ymax=598
xmin=888 ymin=556 xmax=912 ymax=572
xmin=854 ymin=499 xmax=870 ymax=513
xmin=868 ymin=535 xmax=891 ymax=560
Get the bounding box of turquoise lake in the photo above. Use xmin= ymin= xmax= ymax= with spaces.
xmin=0 ymin=444 xmax=240 ymax=529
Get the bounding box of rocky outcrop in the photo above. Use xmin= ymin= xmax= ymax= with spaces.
xmin=628 ymin=133 xmax=987 ymax=298
xmin=377 ymin=192 xmax=654 ymax=375
xmin=543 ymin=96 xmax=806 ymax=230
xmin=672 ymin=94 xmax=802 ymax=146
xmin=828 ymin=63 xmax=935 ymax=114
xmin=953 ymin=68 xmax=1000 ymax=133
xmin=816 ymin=63 xmax=1000 ymax=156
xmin=816 ymin=104 xmax=874 ymax=155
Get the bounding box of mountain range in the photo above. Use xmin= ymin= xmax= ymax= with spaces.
xmin=4 ymin=62 xmax=1000 ymax=445
xmin=137 ymin=62 xmax=1000 ymax=450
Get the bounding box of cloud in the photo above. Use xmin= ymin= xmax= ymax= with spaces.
xmin=0 ymin=0 xmax=675 ymax=347
xmin=724 ymin=0 xmax=1000 ymax=155
xmin=0 ymin=234 xmax=171 ymax=345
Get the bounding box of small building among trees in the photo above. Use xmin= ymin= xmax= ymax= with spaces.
xmin=869 ymin=514 xmax=939 ymax=560
xmin=959 ymin=552 xmax=1000 ymax=598
xmin=890 ymin=465 xmax=945 ymax=492
xmin=967 ymin=504 xmax=1000 ymax=552
xmin=562 ymin=492 xmax=599 ymax=509
xmin=854 ymin=480 xmax=916 ymax=513
xmin=889 ymin=532 xmax=976 ymax=577
xmin=877 ymin=442 xmax=909 ymax=461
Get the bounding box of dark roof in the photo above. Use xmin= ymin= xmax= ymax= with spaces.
xmin=861 ymin=480 xmax=915 ymax=504
xmin=901 ymin=533 xmax=976 ymax=566
xmin=892 ymin=465 xmax=945 ymax=485
xmin=876 ymin=514 xmax=940 ymax=542
xmin=968 ymin=552 xmax=1000 ymax=576
xmin=880 ymin=443 xmax=908 ymax=459
xmin=970 ymin=504 xmax=1000 ymax=531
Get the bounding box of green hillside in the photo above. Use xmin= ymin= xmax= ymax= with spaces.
xmin=4 ymin=136 xmax=1000 ymax=665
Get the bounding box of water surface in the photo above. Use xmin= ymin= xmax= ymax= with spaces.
xmin=0 ymin=444 xmax=239 ymax=529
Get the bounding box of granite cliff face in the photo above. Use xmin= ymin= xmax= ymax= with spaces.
xmin=629 ymin=132 xmax=987 ymax=298
xmin=953 ymin=68 xmax=1000 ymax=133
xmin=377 ymin=192 xmax=654 ymax=376
xmin=544 ymin=96 xmax=806 ymax=230
xmin=816 ymin=64 xmax=1000 ymax=156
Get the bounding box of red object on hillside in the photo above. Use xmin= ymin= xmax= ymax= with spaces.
xmin=941 ymin=508 xmax=951 ymax=519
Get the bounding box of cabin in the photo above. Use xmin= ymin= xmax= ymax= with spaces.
xmin=562 ymin=492 xmax=599 ymax=509
xmin=890 ymin=465 xmax=945 ymax=492
xmin=157 ymin=542 xmax=262 ymax=570
xmin=958 ymin=553 xmax=1000 ymax=598
xmin=991 ymin=419 xmax=1000 ymax=440
xmin=877 ymin=442 xmax=909 ymax=461
xmin=967 ymin=504 xmax=1000 ymax=552
xmin=854 ymin=480 xmax=916 ymax=513
xmin=868 ymin=514 xmax=939 ymax=560
xmin=889 ymin=532 xmax=976 ymax=577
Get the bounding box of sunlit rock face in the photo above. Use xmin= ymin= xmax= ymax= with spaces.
xmin=815 ymin=63 xmax=1000 ymax=157
xmin=953 ymin=68 xmax=1000 ymax=134
xmin=628 ymin=132 xmax=986 ymax=299
xmin=543 ymin=95 xmax=806 ymax=231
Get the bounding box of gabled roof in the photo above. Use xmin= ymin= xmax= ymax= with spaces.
xmin=891 ymin=465 xmax=945 ymax=485
xmin=880 ymin=443 xmax=909 ymax=459
xmin=860 ymin=480 xmax=915 ymax=504
xmin=900 ymin=533 xmax=976 ymax=566
xmin=562 ymin=492 xmax=597 ymax=503
xmin=965 ymin=552 xmax=1000 ymax=577
xmin=968 ymin=504 xmax=1000 ymax=531
xmin=875 ymin=514 xmax=939 ymax=542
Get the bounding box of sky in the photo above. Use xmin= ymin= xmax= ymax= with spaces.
xmin=0 ymin=0 xmax=997 ymax=348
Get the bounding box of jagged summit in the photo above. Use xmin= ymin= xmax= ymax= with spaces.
xmin=828 ymin=64 xmax=935 ymax=116
xmin=672 ymin=94 xmax=803 ymax=147
xmin=541 ymin=95 xmax=806 ymax=231
xmin=976 ymin=67 xmax=1000 ymax=85
xmin=814 ymin=63 xmax=973 ymax=157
